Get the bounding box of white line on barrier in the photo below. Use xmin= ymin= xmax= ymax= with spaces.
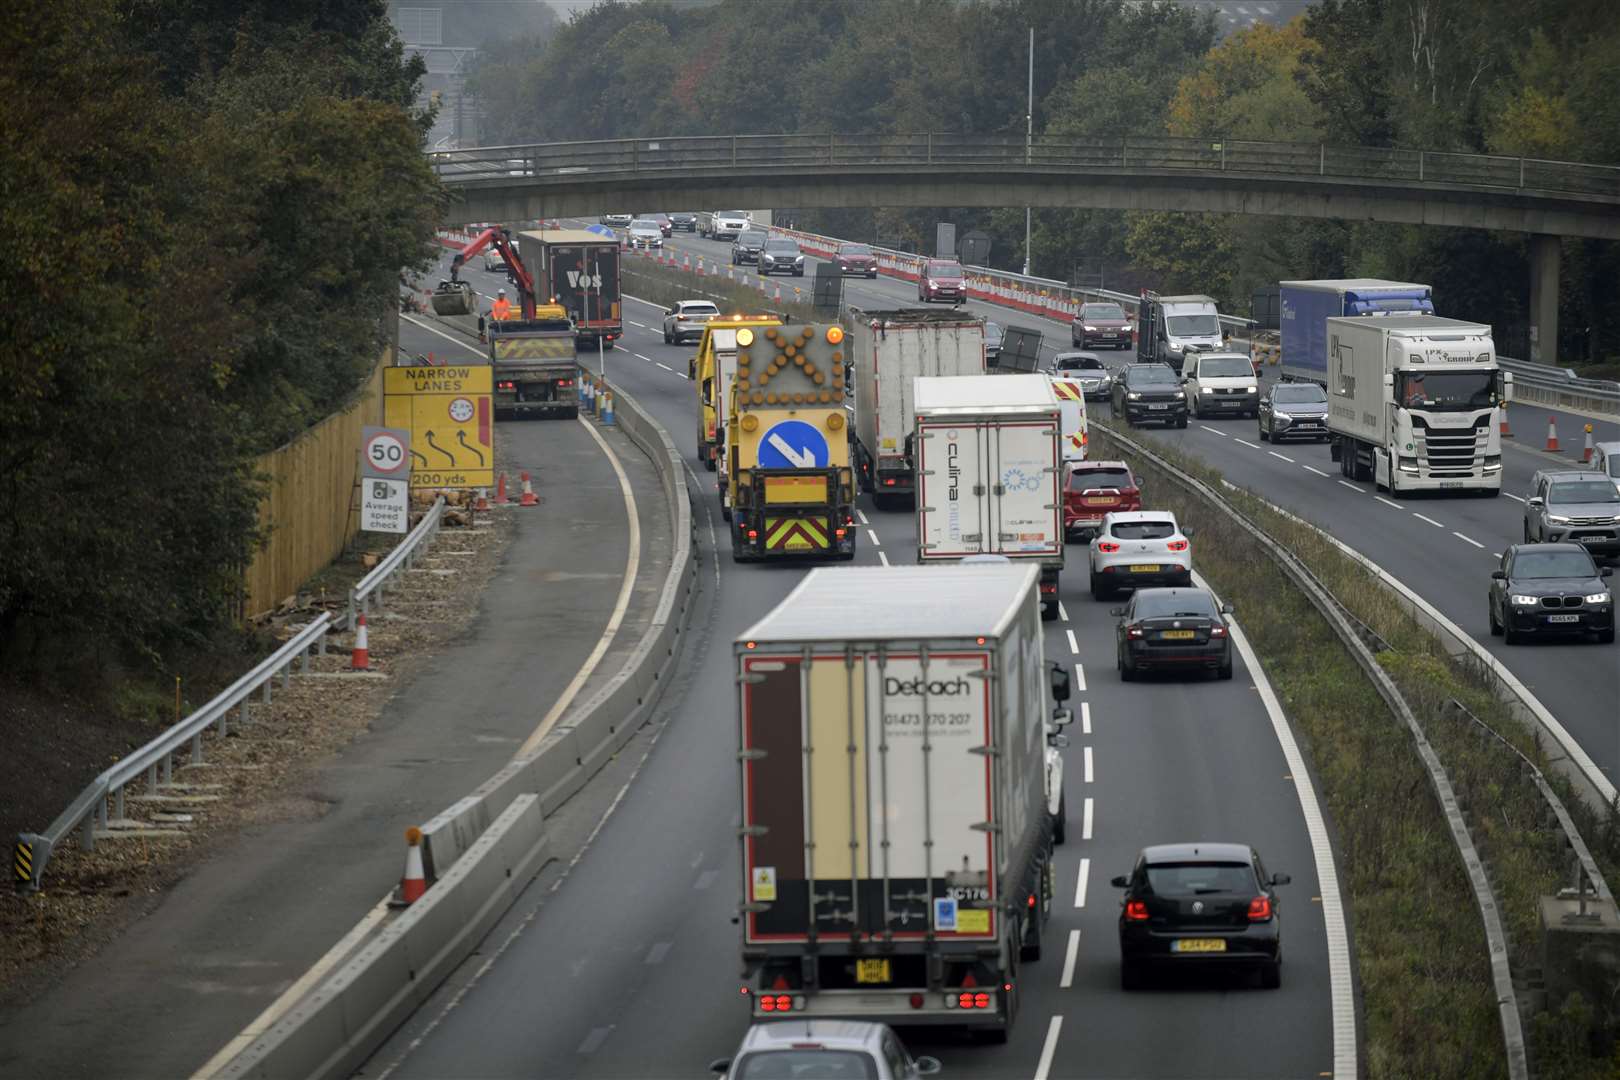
xmin=1034 ymin=1016 xmax=1063 ymax=1080
xmin=517 ymin=419 xmax=642 ymax=756
xmin=682 ymin=461 xmax=722 ymax=591
xmin=1059 ymin=931 xmax=1081 ymax=989
xmin=1454 ymin=532 xmax=1485 ymax=549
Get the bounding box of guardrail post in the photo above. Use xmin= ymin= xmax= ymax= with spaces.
xmin=191 ymin=732 xmax=203 ymax=765
xmin=1519 ymin=156 xmax=1526 ymax=189
xmin=1220 ymin=141 xmax=1226 ymax=171
xmin=1319 ymin=144 xmax=1326 ymax=175
xmin=731 ymin=136 xmax=738 ymax=167
xmin=280 ymin=659 xmax=291 ymax=690
xmin=828 ymin=131 xmax=835 ymax=165
xmin=927 ymin=131 xmax=932 ymax=165
xmin=262 ymin=677 xmax=272 ymax=706
xmin=632 ymin=140 xmax=638 ymax=173
xmin=82 ymin=813 xmax=96 ymax=852
xmin=163 ymin=752 xmax=173 ymax=786
xmin=1121 ymin=136 xmax=1128 ymax=168
xmin=1419 ymin=151 xmax=1425 ymax=181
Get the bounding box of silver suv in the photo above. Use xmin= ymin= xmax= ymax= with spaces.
xmin=1524 ymin=469 xmax=1620 ymax=558
xmin=711 ymin=1021 xmax=941 ymax=1080
xmin=662 ymin=300 xmax=720 ymax=345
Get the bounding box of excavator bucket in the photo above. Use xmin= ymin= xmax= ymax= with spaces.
xmin=430 ymin=281 xmax=476 ymax=317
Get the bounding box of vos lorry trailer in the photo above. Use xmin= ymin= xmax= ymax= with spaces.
xmin=515 ymin=229 xmax=623 ymax=349
xmin=735 ymin=564 xmax=1072 ymax=1041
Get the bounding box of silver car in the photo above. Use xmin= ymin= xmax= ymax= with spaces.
xmin=601 ymin=212 xmax=633 ymax=227
xmin=710 ymin=1020 xmax=941 ymax=1080
xmin=1524 ymin=470 xmax=1620 ymax=558
xmin=663 ymin=300 xmax=720 ymax=345
xmin=1591 ymin=440 xmax=1620 ymax=496
xmin=1258 ymin=381 xmax=1330 ymax=442
xmin=626 ymin=219 xmax=663 ymax=249
xmin=1050 ymin=351 xmax=1113 ymax=399
xmin=1089 ymin=510 xmax=1194 ymax=600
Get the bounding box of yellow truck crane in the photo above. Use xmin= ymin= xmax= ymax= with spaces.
xmin=694 ymin=314 xmax=782 ymax=472
xmin=725 ymin=322 xmax=857 ymax=563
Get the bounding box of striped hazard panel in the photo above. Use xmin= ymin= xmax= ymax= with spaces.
xmin=1051 ymin=380 xmax=1083 ymax=401
xmin=765 ymin=516 xmax=829 ymax=552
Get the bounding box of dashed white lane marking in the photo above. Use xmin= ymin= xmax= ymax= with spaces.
xmin=1234 ymin=437 xmax=1262 ymax=449
xmin=1200 ymin=425 xmax=1228 ymax=436
xmin=693 ymin=869 xmax=717 ymax=891
xmin=1083 ymin=745 xmax=1094 ymax=784
xmin=1058 ymin=602 xmax=1070 ymax=622
xmin=1453 ymin=532 xmax=1485 ymax=549
xmin=1034 ymin=1016 xmax=1063 ymax=1080
xmin=1268 ymin=451 xmax=1295 ymax=463
xmin=866 ymin=529 xmax=880 ymax=546
xmin=634 ymin=352 xmax=655 ymax=363
xmin=1079 ymin=701 xmax=1091 ymax=735
xmin=1073 ymin=663 xmax=1086 ymax=692
xmin=1059 ymin=930 xmax=1082 ymax=989
xmin=655 ymin=362 xmax=674 ymax=372
xmin=1303 ymin=465 xmax=1331 ymax=477
xmin=1336 ymin=480 xmax=1363 ymax=492
xmin=856 ymin=508 xmax=870 ymax=525
xmin=1374 ymin=496 xmax=1402 ymax=510
xmin=1065 ymin=629 xmax=1079 ymax=654
xmin=877 ymin=550 xmax=890 ymax=566
xmin=1073 ymin=858 xmax=1090 ymax=907
xmin=1503 ymin=492 xmax=1525 ymax=503
xmin=577 ymin=1027 xmax=613 ymax=1055
xmin=628 ymin=320 xmax=648 ymax=329
xmin=1413 ymin=512 xmax=1445 ymax=529
xmin=643 ymin=942 xmax=671 ymax=965
xmin=1082 ymin=797 xmax=1094 ymax=841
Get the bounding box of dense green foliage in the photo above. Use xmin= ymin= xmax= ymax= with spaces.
xmin=0 ymin=0 xmax=441 ymax=663
xmin=472 ymin=0 xmax=1619 ymax=364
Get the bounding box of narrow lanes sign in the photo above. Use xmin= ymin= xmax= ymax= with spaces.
xmin=383 ymin=364 xmax=495 ymax=489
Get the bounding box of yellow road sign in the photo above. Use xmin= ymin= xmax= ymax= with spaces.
xmin=383 ymin=364 xmax=495 ymax=489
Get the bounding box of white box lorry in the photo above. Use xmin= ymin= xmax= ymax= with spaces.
xmin=1324 ymin=315 xmax=1509 ymax=496
xmin=848 ymin=309 xmax=987 ymax=510
xmin=734 ymin=564 xmax=1072 ymax=1041
xmin=914 ymin=374 xmax=1064 ymax=619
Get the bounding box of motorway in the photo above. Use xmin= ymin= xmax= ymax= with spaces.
xmin=357 ymin=251 xmax=1345 ymax=1078
xmin=647 ymin=228 xmax=1620 ymax=788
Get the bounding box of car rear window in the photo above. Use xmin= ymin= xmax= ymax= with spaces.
xmin=1145 ymin=862 xmax=1254 ymax=896
xmin=1133 ymin=592 xmax=1216 ymax=618
xmin=1058 ymin=355 xmax=1105 ymax=370
xmin=1083 ymin=304 xmax=1126 ymax=319
xmin=1070 ymin=467 xmax=1132 ymax=490
xmin=840 ymin=245 xmax=872 ymax=255
xmin=683 ymin=303 xmax=719 ymax=316
xmin=735 ymin=1050 xmax=879 ymax=1079
xmin=1110 ymin=521 xmax=1175 ymax=540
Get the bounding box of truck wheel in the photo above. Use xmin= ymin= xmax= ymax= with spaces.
xmin=704 ymin=455 xmax=717 ymax=473
xmin=567 ymin=406 xmax=580 ymax=420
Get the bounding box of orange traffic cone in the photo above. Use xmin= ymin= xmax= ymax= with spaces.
xmin=1583 ymin=424 xmax=1594 ymax=462
xmin=520 ymin=471 xmax=539 ymax=507
xmin=350 ymin=614 xmax=371 ymax=670
xmin=473 ymin=487 xmax=491 ymax=511
xmin=495 ymin=472 xmax=510 ymax=504
xmin=1499 ymin=409 xmax=1512 ymax=438
xmin=400 ymin=827 xmax=427 ymax=904
xmin=1546 ymin=417 xmax=1560 ymax=453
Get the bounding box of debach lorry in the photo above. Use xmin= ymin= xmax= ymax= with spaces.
xmin=733 ymin=563 xmax=1073 ymax=1042
xmin=847 ymin=309 xmax=987 ymax=511
xmin=1278 ymin=278 xmax=1435 ymax=386
xmin=1322 ymin=315 xmax=1509 ymax=496
xmin=913 ymin=374 xmax=1064 ymax=620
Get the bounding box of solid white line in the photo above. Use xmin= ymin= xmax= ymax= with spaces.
xmin=1234 ymin=437 xmax=1262 ymax=449
xmin=1193 ymin=570 xmax=1357 ymax=1078
xmin=1073 ymin=858 xmax=1090 ymax=907
xmin=1336 ymin=480 xmax=1363 ymax=492
xmin=1082 ymin=745 xmax=1093 ymax=784
xmin=856 ymin=508 xmax=870 ymax=525
xmin=1268 ymin=451 xmax=1296 ymax=463
xmin=1374 ymin=496 xmax=1402 ymax=509
xmin=655 ymin=362 xmax=674 ymax=372
xmin=1058 ymin=602 xmax=1069 ymax=622
xmin=1503 ymin=492 xmax=1525 ymax=503
xmin=1082 ymin=797 xmax=1094 ymax=841
xmin=1059 ymin=930 xmax=1082 ymax=989
xmin=1073 ymin=663 xmax=1086 ymax=692
xmin=1065 ymin=629 xmax=1079 ymax=654
xmin=1034 ymin=1016 xmax=1063 ymax=1080
xmin=1079 ymin=701 xmax=1091 ymax=735
xmin=877 ymin=550 xmax=890 ymax=566
xmin=518 ymin=418 xmax=641 ymax=756
xmin=1453 ymin=532 xmax=1485 ymax=549
xmin=399 ymin=312 xmax=489 ymax=356
xmin=1303 ymin=465 xmax=1331 ymax=477
xmin=1200 ymin=425 xmax=1228 ymax=437
xmin=866 ymin=528 xmax=880 ymax=546
xmin=191 ymin=897 xmax=391 ymax=1078
xmin=1412 ymin=512 xmax=1445 ymax=529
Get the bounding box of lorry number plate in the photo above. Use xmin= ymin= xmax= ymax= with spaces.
xmin=946 ymin=886 xmax=989 ymax=901
xmin=856 ymin=959 xmax=891 ymax=984
xmin=1438 ymin=481 xmax=1464 ymax=489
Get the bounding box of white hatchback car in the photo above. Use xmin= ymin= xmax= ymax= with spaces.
xmin=711 ymin=1021 xmax=941 ymax=1080
xmin=1089 ymin=511 xmax=1194 ymax=600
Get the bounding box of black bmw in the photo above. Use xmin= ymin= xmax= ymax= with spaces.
xmin=1489 ymin=543 xmax=1615 ymax=644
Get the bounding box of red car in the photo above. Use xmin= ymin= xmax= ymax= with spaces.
xmin=918 ymin=259 xmax=966 ymax=303
xmin=1064 ymin=461 xmax=1141 ymax=541
xmin=835 ymin=242 xmax=878 ymax=278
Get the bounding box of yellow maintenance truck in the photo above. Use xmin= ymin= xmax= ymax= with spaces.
xmin=724 ymin=322 xmax=857 ymax=563
xmin=694 ymin=314 xmax=782 ymax=472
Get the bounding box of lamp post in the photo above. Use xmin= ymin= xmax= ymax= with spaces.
xmin=1023 ymin=26 xmax=1033 ymax=278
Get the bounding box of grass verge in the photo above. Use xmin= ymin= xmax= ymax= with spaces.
xmin=1091 ymin=416 xmax=1620 ymax=1079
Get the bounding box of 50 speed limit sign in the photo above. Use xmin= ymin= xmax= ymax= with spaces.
xmin=361 ymin=426 xmax=413 ymax=480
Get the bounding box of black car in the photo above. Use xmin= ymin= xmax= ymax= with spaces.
xmin=1113 ymin=587 xmax=1231 ymax=680
xmin=1489 ymin=543 xmax=1615 ymax=644
xmin=1112 ymin=842 xmax=1289 ymax=990
xmin=1112 ymin=363 xmax=1188 ymax=427
xmin=758 ymin=237 xmax=805 ymax=277
xmin=1258 ymin=382 xmax=1330 ymax=443
xmin=732 ymin=230 xmax=768 ymax=265
xmin=669 ymin=212 xmax=698 ymax=232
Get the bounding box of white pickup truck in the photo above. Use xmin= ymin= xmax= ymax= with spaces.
xmin=701 ymin=210 xmax=751 ymax=240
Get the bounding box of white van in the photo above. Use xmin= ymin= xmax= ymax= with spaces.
xmin=1048 ymin=375 xmax=1091 ymax=463
xmin=1183 ymin=351 xmax=1260 ymax=419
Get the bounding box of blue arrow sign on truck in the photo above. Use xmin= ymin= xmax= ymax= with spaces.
xmin=757 ymin=419 xmax=829 ymax=469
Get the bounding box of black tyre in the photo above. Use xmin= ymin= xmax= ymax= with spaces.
xmin=1488 ymin=603 xmax=1502 ymax=637
xmin=1053 ymin=793 xmax=1067 ymax=845
xmin=1503 ymin=621 xmax=1521 ymax=645
xmin=1091 ymin=572 xmax=1111 ymax=600
xmin=566 ymin=406 xmax=580 ymax=420
xmin=868 ymin=271 xmax=877 ymax=279
xmin=1258 ymin=423 xmax=1269 ymax=442
xmin=1218 ymin=656 xmax=1234 ymax=680
xmin=1259 ymin=961 xmax=1281 ymax=990
xmin=704 ymin=455 xmax=716 ymax=473
xmin=1119 ymin=647 xmax=1137 ymax=682
xmin=1175 ymin=416 xmax=1188 ymax=429
xmin=1121 ymin=961 xmax=1144 ymax=991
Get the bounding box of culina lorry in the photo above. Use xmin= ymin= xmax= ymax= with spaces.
xmin=913 ymin=374 xmax=1064 ymax=620
xmin=733 ymin=563 xmax=1073 ymax=1042
xmin=1322 ymin=315 xmax=1510 ymax=496
xmin=1278 ymin=278 xmax=1434 ymax=385
xmin=847 ymin=308 xmax=987 ymax=511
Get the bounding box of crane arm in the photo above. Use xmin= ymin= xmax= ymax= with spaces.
xmin=448 ymin=227 xmax=539 ymax=319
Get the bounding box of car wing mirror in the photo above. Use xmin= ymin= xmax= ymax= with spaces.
xmin=1182 ymin=525 xmax=1196 ymax=538
xmin=1527 ymin=496 xmax=1544 ymax=508
xmin=1048 ymin=663 xmax=1071 ymax=701
xmin=709 ymin=1059 xmax=731 ymax=1075
xmin=1220 ymin=602 xmax=1234 ymax=615
xmin=1048 ymin=732 xmax=1070 ymax=750
xmin=1109 ymin=607 xmax=1126 ymax=617
xmin=1110 ymin=875 xmax=1130 ymax=888
xmin=1050 ymin=707 xmax=1074 ymax=728
xmin=1602 ymin=567 xmax=1614 ymax=578
xmin=1271 ymin=872 xmax=1292 ymax=886
xmin=915 ymin=1056 xmax=943 ymax=1077
xmin=1490 ymin=570 xmax=1506 ymax=580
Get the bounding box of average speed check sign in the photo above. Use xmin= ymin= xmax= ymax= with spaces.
xmin=362 ymin=425 xmax=412 ymax=481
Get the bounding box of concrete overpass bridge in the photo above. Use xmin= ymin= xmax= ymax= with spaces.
xmin=432 ymin=132 xmax=1620 ymax=363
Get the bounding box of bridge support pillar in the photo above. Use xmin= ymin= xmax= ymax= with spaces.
xmin=1529 ymin=233 xmax=1560 ymax=364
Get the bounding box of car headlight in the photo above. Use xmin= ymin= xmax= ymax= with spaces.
xmin=1199 ymin=387 xmax=1214 ymax=395
xmin=1585 ymin=592 xmax=1612 ymax=604
xmin=1126 ymin=391 xmax=1142 ymax=401
xmin=1084 ymin=325 xmax=1097 ymax=331
xmin=1273 ymin=411 xmax=1293 ymax=420
xmin=1510 ymin=594 xmax=1540 ymax=606
xmin=1546 ymin=514 xmax=1571 ymax=525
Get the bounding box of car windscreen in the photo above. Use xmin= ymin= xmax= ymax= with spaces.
xmin=1145 ymin=861 xmax=1253 ymax=896
xmin=1166 ymin=313 xmax=1219 ymax=336
xmin=1127 ymin=367 xmax=1178 ymax=386
xmin=985 ymin=323 xmax=1002 ymax=340
xmin=1058 ymin=355 xmax=1104 ymax=370
xmin=1083 ymin=304 xmax=1126 ymax=319
xmin=1272 ymin=385 xmax=1327 ymax=404
xmin=1070 ymin=467 xmax=1132 ymax=490
xmin=1110 ymin=521 xmax=1176 ymax=540
xmin=928 ymin=261 xmax=962 ymax=276
xmin=1548 ymin=480 xmax=1620 ymax=504
xmin=631 ymin=221 xmax=657 ymax=230
xmin=739 ymin=231 xmax=767 ymax=244
xmin=1512 ymin=550 xmax=1599 ymax=578
xmin=1133 ymin=592 xmax=1216 ymax=619
xmin=734 ymin=1050 xmax=879 ymax=1080
xmin=1197 ymin=357 xmax=1252 ymax=378
xmin=840 ymin=245 xmax=872 ymax=255
xmin=764 ymin=241 xmax=799 ymax=252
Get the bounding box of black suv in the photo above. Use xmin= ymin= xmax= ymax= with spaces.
xmin=668 ymin=212 xmax=697 ymax=232
xmin=1111 ymin=842 xmax=1290 ymax=990
xmin=758 ymin=238 xmax=805 ymax=277
xmin=1489 ymin=543 xmax=1614 ymax=644
xmin=1111 ymin=363 xmax=1188 ymax=427
xmin=732 ymin=229 xmax=768 ymax=265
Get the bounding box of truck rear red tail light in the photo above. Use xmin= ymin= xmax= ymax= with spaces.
xmin=498 ymin=381 xmax=515 ymax=391
xmin=947 ymin=992 xmax=993 ymax=1010
xmin=908 ymin=993 xmax=924 ymax=1009
xmin=1040 ymin=582 xmax=1056 ymax=594
xmin=1247 ymin=896 xmax=1273 ymax=922
xmin=1126 ymin=899 xmax=1150 ymax=921
xmin=558 ymin=378 xmax=573 ymax=387
xmin=759 ymin=993 xmax=795 ymax=1012
xmin=834 ymin=528 xmax=846 ymax=539
xmin=883 ymin=478 xmax=896 ymax=486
